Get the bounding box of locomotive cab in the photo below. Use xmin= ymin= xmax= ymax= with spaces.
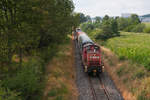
xmin=77 ymin=30 xmax=104 ymax=75
xmin=82 ymin=44 xmax=103 ymax=74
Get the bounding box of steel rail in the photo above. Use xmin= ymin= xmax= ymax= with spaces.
xmin=99 ymin=75 xmax=111 ymax=100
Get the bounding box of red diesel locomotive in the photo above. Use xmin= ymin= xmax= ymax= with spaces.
xmin=75 ymin=29 xmax=104 ymax=75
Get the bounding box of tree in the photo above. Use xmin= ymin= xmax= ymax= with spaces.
xmin=117 ymin=17 xmax=129 ymax=30
xmin=81 ymin=22 xmax=95 ymax=33
xmin=95 ymin=16 xmax=101 ymax=24
xmin=111 ymin=18 xmax=119 ymax=36
xmin=77 ymin=13 xmax=87 ymax=23
xmin=0 ymin=0 xmax=75 ymax=67
xmin=102 ymin=15 xmax=109 ymax=22
xmin=130 ymin=14 xmax=141 ymax=25
xmin=86 ymin=15 xmax=92 ymax=22
xmin=96 ymin=15 xmax=119 ymax=39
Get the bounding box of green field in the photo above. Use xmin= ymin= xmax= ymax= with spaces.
xmin=105 ymin=32 xmax=150 ymax=70
xmin=143 ymin=22 xmax=150 ymax=28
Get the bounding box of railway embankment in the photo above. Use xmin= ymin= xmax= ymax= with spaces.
xmin=99 ymin=32 xmax=150 ymax=100
xmin=102 ymin=46 xmax=150 ymax=100
xmin=43 ymin=38 xmax=78 ymax=100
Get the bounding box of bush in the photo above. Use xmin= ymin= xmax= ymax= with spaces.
xmin=124 ymin=25 xmax=135 ymax=32
xmin=131 ymin=24 xmax=145 ymax=32
xmin=95 ymin=29 xmax=107 ymax=40
xmin=144 ymin=27 xmax=150 ymax=33
xmin=0 ymin=85 xmax=21 ymax=100
xmin=2 ymin=58 xmax=44 ymax=100
xmin=80 ymin=22 xmax=95 ymax=33
xmin=138 ymin=90 xmax=149 ymax=100
xmin=117 ymin=66 xmax=125 ymax=77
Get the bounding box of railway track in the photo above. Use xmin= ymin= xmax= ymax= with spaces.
xmin=88 ymin=76 xmax=97 ymax=100
xmin=88 ymin=75 xmax=111 ymax=100
xmin=99 ymin=75 xmax=111 ymax=100
xmin=74 ymin=35 xmax=123 ymax=100
xmin=75 ymin=37 xmax=111 ymax=100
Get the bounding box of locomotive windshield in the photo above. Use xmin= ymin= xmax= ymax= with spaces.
xmin=86 ymin=45 xmax=100 ymax=53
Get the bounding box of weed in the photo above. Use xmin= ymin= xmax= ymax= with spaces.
xmin=55 ymin=96 xmax=63 ymax=100
xmin=123 ymin=78 xmax=128 ymax=83
xmin=48 ymin=83 xmax=68 ymax=97
xmin=119 ymin=56 xmax=126 ymax=61
xmin=108 ymin=59 xmax=114 ymax=66
xmin=48 ymin=88 xmax=57 ymax=97
xmin=117 ymin=66 xmax=125 ymax=77
xmin=135 ymin=71 xmax=145 ymax=79
xmin=138 ymin=90 xmax=148 ymax=100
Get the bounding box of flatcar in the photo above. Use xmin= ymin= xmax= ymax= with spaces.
xmin=75 ymin=29 xmax=104 ymax=75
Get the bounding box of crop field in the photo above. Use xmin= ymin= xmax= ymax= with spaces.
xmin=105 ymin=32 xmax=150 ymax=70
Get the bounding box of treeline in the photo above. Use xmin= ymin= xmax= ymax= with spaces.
xmin=80 ymin=13 xmax=150 ymax=40
xmin=80 ymin=14 xmax=119 ymax=40
xmin=0 ymin=0 xmax=77 ymax=99
xmin=117 ymin=14 xmax=145 ymax=32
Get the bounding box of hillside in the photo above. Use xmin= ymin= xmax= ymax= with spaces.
xmin=140 ymin=14 xmax=150 ymax=22
xmin=141 ymin=14 xmax=150 ymax=17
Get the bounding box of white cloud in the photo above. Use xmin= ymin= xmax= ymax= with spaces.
xmin=73 ymin=0 xmax=150 ymax=17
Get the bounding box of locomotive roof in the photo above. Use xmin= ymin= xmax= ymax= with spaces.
xmin=79 ymin=33 xmax=94 ymax=44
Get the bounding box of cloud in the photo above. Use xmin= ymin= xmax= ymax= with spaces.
xmin=73 ymin=0 xmax=150 ymax=17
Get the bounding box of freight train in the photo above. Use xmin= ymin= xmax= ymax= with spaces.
xmin=74 ymin=28 xmax=104 ymax=75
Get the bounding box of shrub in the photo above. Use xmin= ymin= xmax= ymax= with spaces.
xmin=2 ymin=58 xmax=43 ymax=100
xmin=0 ymin=85 xmax=21 ymax=100
xmin=144 ymin=27 xmax=150 ymax=33
xmin=48 ymin=83 xmax=68 ymax=97
xmin=117 ymin=66 xmax=125 ymax=77
xmin=124 ymin=25 xmax=135 ymax=32
xmin=132 ymin=70 xmax=145 ymax=79
xmin=138 ymin=90 xmax=149 ymax=100
xmin=131 ymin=23 xmax=145 ymax=32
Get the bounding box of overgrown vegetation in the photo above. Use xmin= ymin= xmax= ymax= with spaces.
xmin=102 ymin=32 xmax=150 ymax=99
xmin=0 ymin=0 xmax=78 ymax=99
xmin=43 ymin=39 xmax=77 ymax=100
xmin=103 ymin=47 xmax=150 ymax=100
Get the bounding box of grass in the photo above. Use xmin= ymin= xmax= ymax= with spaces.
xmin=105 ymin=32 xmax=150 ymax=70
xmin=116 ymin=66 xmax=125 ymax=77
xmin=143 ymin=22 xmax=150 ymax=28
xmin=86 ymin=28 xmax=150 ymax=99
xmin=102 ymin=32 xmax=150 ymax=100
xmin=43 ymin=38 xmax=78 ymax=100
xmin=92 ymin=31 xmax=150 ymax=99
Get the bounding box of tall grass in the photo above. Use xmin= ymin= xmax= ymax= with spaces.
xmin=106 ymin=32 xmax=150 ymax=70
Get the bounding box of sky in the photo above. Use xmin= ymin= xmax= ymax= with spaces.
xmin=73 ymin=0 xmax=150 ymax=17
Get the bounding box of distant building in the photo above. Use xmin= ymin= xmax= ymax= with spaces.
xmin=140 ymin=17 xmax=150 ymax=22
xmin=121 ymin=13 xmax=137 ymax=18
xmin=139 ymin=14 xmax=150 ymax=22
xmin=121 ymin=13 xmax=132 ymax=18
